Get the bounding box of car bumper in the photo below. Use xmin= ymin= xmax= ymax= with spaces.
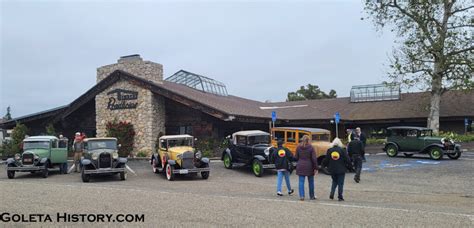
xmin=83 ymin=167 xmax=125 ymax=174
xmin=172 ymin=167 xmax=210 ymax=174
xmin=262 ymin=164 xmax=276 ymax=169
xmin=6 ymin=166 xmax=44 ymax=172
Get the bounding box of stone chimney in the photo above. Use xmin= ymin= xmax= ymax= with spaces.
xmin=97 ymin=54 xmax=163 ymax=84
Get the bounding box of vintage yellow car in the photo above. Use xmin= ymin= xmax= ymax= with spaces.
xmin=150 ymin=135 xmax=210 ymax=181
xmin=271 ymin=127 xmax=332 ymax=174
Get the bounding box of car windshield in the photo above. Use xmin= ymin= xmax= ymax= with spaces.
xmin=87 ymin=140 xmax=117 ymax=150
xmin=168 ymin=138 xmax=193 ymax=147
xmin=312 ymin=134 xmax=330 ymax=141
xmin=419 ymin=130 xmax=433 ymax=137
xmin=248 ymin=135 xmax=270 ymax=145
xmin=23 ymin=141 xmax=50 ymax=149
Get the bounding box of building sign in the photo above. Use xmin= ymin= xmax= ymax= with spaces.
xmin=106 ymin=89 xmax=138 ymax=110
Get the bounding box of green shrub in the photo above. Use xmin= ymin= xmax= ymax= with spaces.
xmin=45 ymin=123 xmax=56 ymax=136
xmin=195 ymin=137 xmax=227 ymax=157
xmin=10 ymin=123 xmax=28 ymax=155
xmin=106 ymin=120 xmax=135 ymax=157
xmin=136 ymin=151 xmax=148 ymax=158
xmin=366 ymin=138 xmax=387 ymax=145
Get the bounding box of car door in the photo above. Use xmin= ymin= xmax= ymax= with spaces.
xmin=50 ymin=139 xmax=67 ymax=164
xmin=235 ymin=136 xmax=250 ymax=163
xmin=402 ymin=129 xmax=419 ymax=151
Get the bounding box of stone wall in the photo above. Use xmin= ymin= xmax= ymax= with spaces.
xmin=95 ymin=55 xmax=165 ymax=156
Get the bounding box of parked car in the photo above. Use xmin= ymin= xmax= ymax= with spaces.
xmin=221 ymin=130 xmax=277 ymax=177
xmin=6 ymin=136 xmax=68 ymax=179
xmin=150 ymin=135 xmax=210 ymax=181
xmin=271 ymin=127 xmax=332 ymax=174
xmin=80 ymin=137 xmax=128 ymax=182
xmin=383 ymin=126 xmax=462 ymax=160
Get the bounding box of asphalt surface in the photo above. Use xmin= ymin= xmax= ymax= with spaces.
xmin=0 ymin=152 xmax=473 ymax=227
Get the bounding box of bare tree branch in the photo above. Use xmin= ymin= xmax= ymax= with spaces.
xmin=450 ymin=5 xmax=474 ymax=14
xmin=447 ymin=46 xmax=474 ymax=57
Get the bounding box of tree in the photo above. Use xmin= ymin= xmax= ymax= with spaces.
xmin=3 ymin=106 xmax=12 ymax=120
xmin=287 ymin=84 xmax=337 ymax=101
xmin=45 ymin=123 xmax=56 ymax=136
xmin=364 ymin=0 xmax=474 ymax=134
xmin=106 ymin=120 xmax=135 ymax=157
xmin=10 ymin=123 xmax=28 ymax=155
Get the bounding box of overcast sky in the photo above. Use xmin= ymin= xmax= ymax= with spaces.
xmin=1 ymin=0 xmax=397 ymax=118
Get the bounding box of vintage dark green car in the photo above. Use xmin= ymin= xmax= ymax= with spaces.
xmin=384 ymin=126 xmax=462 ymax=160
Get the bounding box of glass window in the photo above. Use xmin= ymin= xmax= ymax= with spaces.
xmin=236 ymin=136 xmax=247 ymax=145
xmin=274 ymin=131 xmax=285 ymax=141
xmin=407 ymin=130 xmax=418 ymax=137
xmin=23 ymin=141 xmax=50 ymax=149
xmin=298 ymin=132 xmax=309 ymax=142
xmin=87 ymin=140 xmax=117 ymax=150
xmin=168 ymin=138 xmax=193 ymax=147
xmin=51 ymin=139 xmax=58 ymax=148
xmin=286 ymin=131 xmax=296 ymax=143
xmin=248 ymin=135 xmax=270 ymax=145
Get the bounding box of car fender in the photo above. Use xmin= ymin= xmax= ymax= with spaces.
xmin=221 ymin=148 xmax=232 ymax=161
xmin=167 ymin=160 xmax=176 ymax=166
xmin=421 ymin=144 xmax=444 ymax=153
xmin=39 ymin=158 xmax=48 ymax=164
xmin=6 ymin=158 xmax=16 ymax=165
xmin=81 ymin=159 xmax=91 ymax=166
xmin=200 ymin=157 xmax=210 ymax=164
xmin=118 ymin=157 xmax=127 ymax=164
xmin=253 ymin=155 xmax=266 ymax=161
xmin=383 ymin=142 xmax=399 ymax=151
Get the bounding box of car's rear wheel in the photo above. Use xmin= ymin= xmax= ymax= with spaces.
xmin=318 ymin=156 xmax=330 ymax=175
xmin=252 ymin=159 xmax=263 ymax=177
xmin=385 ymin=144 xmax=398 ymax=157
xmin=81 ymin=168 xmax=90 ymax=183
xmin=429 ymin=147 xmax=444 ymax=160
xmin=447 ymin=151 xmax=461 ymax=160
xmin=201 ymin=163 xmax=210 ymax=180
xmin=59 ymin=163 xmax=68 ymax=174
xmin=7 ymin=170 xmax=15 ymax=179
xmin=403 ymin=153 xmax=414 ymax=158
xmin=166 ymin=163 xmax=175 ymax=181
xmin=42 ymin=162 xmax=49 ymax=178
xmin=120 ymin=171 xmax=127 ymax=181
xmin=223 ymin=153 xmax=232 ymax=169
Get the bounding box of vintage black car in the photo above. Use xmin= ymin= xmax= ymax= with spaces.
xmin=384 ymin=126 xmax=462 ymax=160
xmin=221 ymin=130 xmax=276 ymax=177
xmin=80 ymin=137 xmax=128 ymax=182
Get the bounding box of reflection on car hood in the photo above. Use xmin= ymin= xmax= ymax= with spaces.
xmin=422 ymin=137 xmax=443 ymax=142
xmin=88 ymin=149 xmax=116 ymax=154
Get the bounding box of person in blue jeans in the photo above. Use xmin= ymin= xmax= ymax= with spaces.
xmin=272 ymin=139 xmax=294 ymax=196
xmin=295 ymin=135 xmax=318 ymax=201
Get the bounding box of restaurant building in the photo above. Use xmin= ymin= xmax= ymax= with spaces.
xmin=1 ymin=55 xmax=472 ymax=155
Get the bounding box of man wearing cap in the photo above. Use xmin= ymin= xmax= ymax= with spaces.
xmin=72 ymin=132 xmax=84 ymax=173
xmin=272 ymin=139 xmax=294 ymax=196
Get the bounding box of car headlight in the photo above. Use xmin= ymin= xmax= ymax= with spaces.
xmin=112 ymin=152 xmax=119 ymax=159
xmin=195 ymin=151 xmax=202 ymax=159
xmin=92 ymin=153 xmax=99 ymax=160
xmin=14 ymin=153 xmax=21 ymax=160
xmin=34 ymin=154 xmax=39 ymax=160
xmin=264 ymin=148 xmax=270 ymax=156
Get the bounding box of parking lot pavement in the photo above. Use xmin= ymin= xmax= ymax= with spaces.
xmin=0 ymin=152 xmax=473 ymax=227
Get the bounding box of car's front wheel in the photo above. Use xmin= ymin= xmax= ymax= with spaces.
xmin=447 ymin=151 xmax=461 ymax=160
xmin=385 ymin=144 xmax=398 ymax=157
xmin=42 ymin=162 xmax=49 ymax=178
xmin=81 ymin=169 xmax=90 ymax=183
xmin=201 ymin=163 xmax=210 ymax=180
xmin=429 ymin=147 xmax=444 ymax=160
xmin=152 ymin=157 xmax=160 ymax=174
xmin=223 ymin=153 xmax=232 ymax=169
xmin=165 ymin=164 xmax=175 ymax=181
xmin=120 ymin=171 xmax=127 ymax=181
xmin=252 ymin=159 xmax=263 ymax=177
xmin=7 ymin=170 xmax=15 ymax=179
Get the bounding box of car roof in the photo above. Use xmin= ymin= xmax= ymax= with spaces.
xmin=387 ymin=126 xmax=432 ymax=131
xmin=232 ymin=130 xmax=270 ymax=137
xmin=83 ymin=137 xmax=117 ymax=142
xmin=24 ymin=136 xmax=58 ymax=141
xmin=273 ymin=127 xmax=330 ymax=133
xmin=160 ymin=134 xmax=194 ymax=140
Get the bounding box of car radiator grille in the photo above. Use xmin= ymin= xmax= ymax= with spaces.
xmin=22 ymin=154 xmax=34 ymax=165
xmin=99 ymin=153 xmax=112 ymax=168
xmin=181 ymin=152 xmax=195 ymax=169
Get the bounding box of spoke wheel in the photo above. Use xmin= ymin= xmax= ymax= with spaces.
xmin=252 ymin=159 xmax=263 ymax=177
xmin=385 ymin=144 xmax=398 ymax=157
xmin=166 ymin=163 xmax=175 ymax=181
xmin=223 ymin=153 xmax=232 ymax=169
xmin=447 ymin=152 xmax=461 ymax=160
xmin=429 ymin=147 xmax=443 ymax=160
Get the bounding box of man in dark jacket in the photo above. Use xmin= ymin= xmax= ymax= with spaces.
xmin=352 ymin=127 xmax=367 ymax=161
xmin=272 ymin=139 xmax=294 ymax=196
xmin=347 ymin=137 xmax=364 ymax=183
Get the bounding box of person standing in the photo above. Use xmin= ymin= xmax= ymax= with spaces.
xmin=295 ymin=135 xmax=318 ymax=201
xmin=347 ymin=137 xmax=364 ymax=183
xmin=72 ymin=132 xmax=84 ymax=173
xmin=272 ymin=139 xmax=294 ymax=196
xmin=352 ymin=127 xmax=367 ymax=161
xmin=322 ymin=138 xmax=352 ymax=201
